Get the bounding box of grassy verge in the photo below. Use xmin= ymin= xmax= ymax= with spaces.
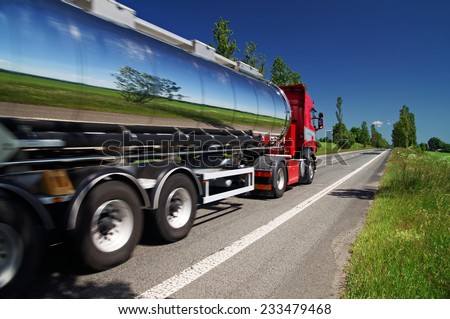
xmin=315 ymin=142 xmax=374 ymax=156
xmin=343 ymin=148 xmax=450 ymax=298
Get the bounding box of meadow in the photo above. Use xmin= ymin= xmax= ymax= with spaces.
xmin=344 ymin=148 xmax=449 ymax=298
xmin=425 ymin=151 xmax=450 ymax=162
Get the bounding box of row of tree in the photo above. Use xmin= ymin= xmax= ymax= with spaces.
xmin=212 ymin=18 xmax=301 ymax=86
xmin=391 ymin=107 xmax=449 ymax=152
xmin=211 ymin=18 xmax=397 ymax=149
xmin=213 ymin=18 xmax=447 ymax=152
xmin=328 ymin=99 xmax=448 ymax=152
xmin=326 ymin=96 xmax=389 ymax=149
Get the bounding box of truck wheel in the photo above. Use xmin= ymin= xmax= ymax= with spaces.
xmin=272 ymin=161 xmax=287 ymax=198
xmin=0 ymin=194 xmax=43 ymax=298
xmin=301 ymin=156 xmax=315 ymax=184
xmin=154 ymin=174 xmax=197 ymax=243
xmin=72 ymin=181 xmax=143 ymax=271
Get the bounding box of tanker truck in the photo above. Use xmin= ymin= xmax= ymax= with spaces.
xmin=0 ymin=0 xmax=323 ymax=296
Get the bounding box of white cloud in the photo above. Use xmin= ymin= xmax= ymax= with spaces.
xmin=372 ymin=120 xmax=383 ymax=127
xmin=69 ymin=24 xmax=81 ymax=40
xmin=0 ymin=59 xmax=12 ymax=69
xmin=105 ymin=37 xmax=147 ymax=61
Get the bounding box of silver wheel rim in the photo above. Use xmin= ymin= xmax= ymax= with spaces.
xmin=309 ymin=162 xmax=314 ymax=180
xmin=276 ymin=167 xmax=285 ymax=190
xmin=0 ymin=223 xmax=24 ymax=289
xmin=91 ymin=200 xmax=134 ymax=253
xmin=166 ymin=188 xmax=192 ymax=229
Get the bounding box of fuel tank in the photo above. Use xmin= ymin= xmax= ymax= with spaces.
xmin=0 ymin=0 xmax=291 ymax=139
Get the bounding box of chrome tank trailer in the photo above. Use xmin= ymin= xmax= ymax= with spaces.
xmin=0 ymin=0 xmax=291 ymax=139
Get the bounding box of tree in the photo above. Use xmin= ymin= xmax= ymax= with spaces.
xmin=408 ymin=111 xmax=417 ymax=147
xmin=270 ymin=57 xmax=288 ymax=85
xmin=333 ymin=97 xmax=352 ymax=147
xmin=360 ymin=121 xmax=371 ymax=147
xmin=391 ymin=122 xmax=404 ymax=147
xmin=332 ymin=122 xmax=354 ymax=149
xmin=289 ymin=70 xmax=301 ymax=85
xmin=428 ymin=137 xmax=446 ymax=151
xmin=350 ymin=127 xmax=362 ymax=144
xmin=371 ymin=124 xmax=389 ymax=148
xmin=114 ymin=66 xmax=181 ymax=104
xmin=242 ymin=41 xmax=266 ymax=76
xmin=269 ymin=56 xmax=301 ymax=86
xmin=212 ymin=17 xmax=238 ymax=60
xmin=319 ymin=136 xmax=333 ymax=143
xmin=335 ymin=97 xmax=344 ymax=126
xmin=392 ymin=105 xmax=417 ymax=148
xmin=418 ymin=143 xmax=428 ymax=152
xmin=371 ymin=124 xmax=380 ymax=147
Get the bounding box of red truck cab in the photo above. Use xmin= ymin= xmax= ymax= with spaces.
xmin=280 ymin=84 xmax=324 ymax=157
xmin=255 ymin=84 xmax=324 ymax=195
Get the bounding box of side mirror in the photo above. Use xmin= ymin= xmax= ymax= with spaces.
xmin=318 ymin=113 xmax=324 ymax=130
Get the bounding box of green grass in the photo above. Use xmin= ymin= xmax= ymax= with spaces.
xmin=425 ymin=151 xmax=450 ymax=162
xmin=315 ymin=141 xmax=373 ymax=156
xmin=0 ymin=70 xmax=281 ymax=128
xmin=0 ymin=71 xmax=165 ymax=116
xmin=343 ymin=148 xmax=450 ymax=298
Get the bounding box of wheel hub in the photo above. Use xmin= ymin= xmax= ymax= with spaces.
xmin=0 ymin=224 xmax=24 ymax=289
xmin=166 ymin=188 xmax=192 ymax=229
xmin=276 ymin=167 xmax=285 ymax=190
xmin=91 ymin=200 xmax=134 ymax=252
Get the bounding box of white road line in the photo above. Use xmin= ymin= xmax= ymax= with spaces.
xmin=137 ymin=150 xmax=387 ymax=299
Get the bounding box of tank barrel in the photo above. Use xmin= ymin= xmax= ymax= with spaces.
xmin=0 ymin=0 xmax=291 ymax=142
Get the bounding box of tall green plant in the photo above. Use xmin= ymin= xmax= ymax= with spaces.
xmin=392 ymin=105 xmax=417 ymax=147
xmin=332 ymin=97 xmax=354 ymax=148
xmin=212 ymin=17 xmax=238 ymax=60
xmin=269 ymin=56 xmax=301 ymax=86
xmin=360 ymin=121 xmax=371 ymax=147
xmin=242 ymin=41 xmax=266 ymax=76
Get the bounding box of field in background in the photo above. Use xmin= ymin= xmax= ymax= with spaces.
xmin=344 ymin=148 xmax=449 ymax=298
xmin=425 ymin=151 xmax=450 ymax=162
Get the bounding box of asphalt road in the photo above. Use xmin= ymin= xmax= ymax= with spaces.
xmin=22 ymin=149 xmax=390 ymax=298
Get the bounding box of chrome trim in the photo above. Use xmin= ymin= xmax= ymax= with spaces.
xmin=137 ymin=178 xmax=157 ymax=189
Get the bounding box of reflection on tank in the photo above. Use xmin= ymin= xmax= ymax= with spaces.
xmin=114 ymin=66 xmax=183 ymax=103
xmin=0 ymin=0 xmax=291 ymax=137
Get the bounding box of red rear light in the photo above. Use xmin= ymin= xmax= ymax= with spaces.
xmin=255 ymin=171 xmax=272 ymax=178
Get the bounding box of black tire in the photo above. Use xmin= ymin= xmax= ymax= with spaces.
xmin=272 ymin=161 xmax=287 ymax=198
xmin=71 ymin=181 xmax=143 ymax=271
xmin=301 ymin=155 xmax=315 ymax=184
xmin=154 ymin=173 xmax=197 ymax=243
xmin=0 ymin=192 xmax=43 ymax=298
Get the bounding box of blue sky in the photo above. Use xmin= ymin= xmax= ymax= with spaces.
xmin=119 ymin=0 xmax=450 ymax=144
